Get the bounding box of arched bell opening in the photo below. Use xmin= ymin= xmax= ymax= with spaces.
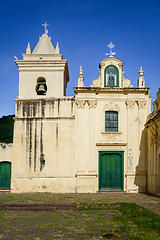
xmin=36 ymin=77 xmax=47 ymax=95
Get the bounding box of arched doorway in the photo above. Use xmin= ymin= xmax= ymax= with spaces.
xmin=0 ymin=162 xmax=11 ymax=189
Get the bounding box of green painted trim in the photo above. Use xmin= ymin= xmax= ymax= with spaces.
xmin=121 ymin=151 xmax=124 ymax=191
xmin=105 ymin=111 xmax=118 ymax=132
xmin=0 ymin=161 xmax=11 ymax=189
xmin=98 ymin=151 xmax=101 ymax=191
xmin=99 ymin=151 xmax=124 ymax=191
xmin=104 ymin=65 xmax=119 ymax=87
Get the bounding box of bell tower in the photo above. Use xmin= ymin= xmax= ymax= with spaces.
xmin=12 ymin=25 xmax=74 ymax=193
xmin=15 ymin=25 xmax=69 ymax=99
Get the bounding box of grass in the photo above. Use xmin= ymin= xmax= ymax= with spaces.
xmin=0 ymin=193 xmax=160 ymax=239
xmin=0 ymin=192 xmax=159 ymax=204
xmin=118 ymin=203 xmax=160 ymax=232
xmin=113 ymin=203 xmax=160 ymax=239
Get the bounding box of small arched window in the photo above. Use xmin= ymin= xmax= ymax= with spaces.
xmin=104 ymin=65 xmax=119 ymax=87
xmin=105 ymin=111 xmax=118 ymax=132
xmin=36 ymin=77 xmax=47 ymax=95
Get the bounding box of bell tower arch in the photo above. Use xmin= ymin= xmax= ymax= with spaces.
xmin=36 ymin=77 xmax=47 ymax=95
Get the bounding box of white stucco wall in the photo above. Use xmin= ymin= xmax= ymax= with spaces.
xmin=0 ymin=143 xmax=12 ymax=162
xmin=74 ymin=87 xmax=150 ymax=193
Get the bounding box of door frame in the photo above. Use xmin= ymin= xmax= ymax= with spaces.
xmin=99 ymin=151 xmax=124 ymax=191
xmin=0 ymin=161 xmax=11 ymax=190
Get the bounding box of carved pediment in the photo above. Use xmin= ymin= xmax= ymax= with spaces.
xmin=104 ymin=102 xmax=120 ymax=111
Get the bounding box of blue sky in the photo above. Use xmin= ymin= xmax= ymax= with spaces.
xmin=0 ymin=0 xmax=160 ymax=116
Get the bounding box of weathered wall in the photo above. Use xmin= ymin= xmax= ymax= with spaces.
xmin=11 ymin=98 xmax=76 ymax=192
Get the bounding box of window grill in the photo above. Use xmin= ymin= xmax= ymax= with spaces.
xmin=105 ymin=111 xmax=118 ymax=132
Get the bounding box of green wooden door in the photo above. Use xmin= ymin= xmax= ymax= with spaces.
xmin=0 ymin=162 xmax=11 ymax=189
xmin=99 ymin=152 xmax=123 ymax=190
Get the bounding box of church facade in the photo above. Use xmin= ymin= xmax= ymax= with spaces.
xmin=0 ymin=29 xmax=156 ymax=193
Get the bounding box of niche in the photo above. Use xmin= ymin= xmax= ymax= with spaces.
xmin=36 ymin=77 xmax=47 ymax=95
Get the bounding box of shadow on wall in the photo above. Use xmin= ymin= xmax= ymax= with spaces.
xmin=158 ymin=154 xmax=160 ymax=192
xmin=134 ymin=128 xmax=147 ymax=193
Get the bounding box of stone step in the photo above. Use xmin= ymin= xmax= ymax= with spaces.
xmin=0 ymin=190 xmax=10 ymax=194
xmin=97 ymin=190 xmax=125 ymax=193
xmin=0 ymin=202 xmax=75 ymax=211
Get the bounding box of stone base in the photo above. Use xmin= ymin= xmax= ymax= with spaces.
xmin=11 ymin=177 xmax=76 ymax=193
xmin=76 ymin=175 xmax=97 ymax=193
xmin=126 ymin=171 xmax=146 ymax=193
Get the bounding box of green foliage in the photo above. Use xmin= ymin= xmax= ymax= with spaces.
xmin=0 ymin=115 xmax=14 ymax=143
xmin=114 ymin=203 xmax=160 ymax=239
xmin=119 ymin=203 xmax=160 ymax=231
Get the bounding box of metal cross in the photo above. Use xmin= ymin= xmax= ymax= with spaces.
xmin=106 ymin=42 xmax=115 ymax=56
xmin=42 ymin=22 xmax=49 ymax=34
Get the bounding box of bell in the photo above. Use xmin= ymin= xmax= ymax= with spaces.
xmin=37 ymin=84 xmax=46 ymax=94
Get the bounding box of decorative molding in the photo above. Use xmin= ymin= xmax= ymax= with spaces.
xmin=76 ymin=170 xmax=84 ymax=173
xmin=15 ymin=117 xmax=75 ymax=121
xmin=75 ymin=100 xmax=97 ymax=108
xmin=125 ymin=100 xmax=135 ymax=109
xmin=150 ymin=127 xmax=158 ymax=141
xmin=137 ymin=100 xmax=146 ymax=109
xmin=126 ymin=171 xmax=146 ymax=176
xmin=73 ymin=87 xmax=150 ymax=95
xmin=75 ymin=173 xmax=97 ymax=177
xmin=100 ymin=63 xmax=105 ymax=69
xmin=75 ymin=100 xmax=86 ymax=108
xmin=91 ymin=78 xmax=100 ymax=87
xmin=104 ymin=102 xmax=120 ymax=111
xmin=101 ymin=131 xmax=122 ymax=135
xmin=118 ymin=62 xmax=123 ymax=68
xmin=150 ymin=136 xmax=158 ymax=144
xmin=88 ymin=100 xmax=97 ymax=108
xmin=96 ymin=142 xmax=127 ymax=146
xmin=88 ymin=170 xmax=97 ymax=174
